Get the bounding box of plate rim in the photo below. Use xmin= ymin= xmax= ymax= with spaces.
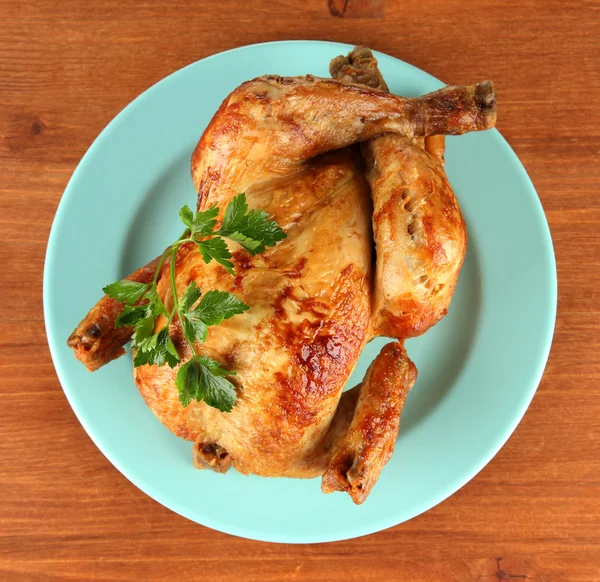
xmin=43 ymin=39 xmax=558 ymax=544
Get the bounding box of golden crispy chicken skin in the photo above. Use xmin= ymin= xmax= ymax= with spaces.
xmin=331 ymin=47 xmax=468 ymax=338
xmin=67 ymin=256 xmax=161 ymax=371
xmin=322 ymin=341 xmax=417 ymax=504
xmin=364 ymin=135 xmax=467 ymax=338
xmin=67 ymin=48 xmax=496 ymax=503
xmin=136 ymin=152 xmax=374 ymax=478
xmin=320 ymin=47 xmax=466 ymax=497
xmin=191 ymin=74 xmax=495 ymax=213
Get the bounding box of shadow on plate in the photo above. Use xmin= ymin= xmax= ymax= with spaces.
xmin=119 ymin=149 xmax=198 ymax=276
xmin=349 ymin=241 xmax=482 ymax=436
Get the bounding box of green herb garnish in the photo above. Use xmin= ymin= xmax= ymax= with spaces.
xmin=103 ymin=193 xmax=286 ymax=412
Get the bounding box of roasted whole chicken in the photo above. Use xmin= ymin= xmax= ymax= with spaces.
xmin=68 ymin=47 xmax=496 ymax=504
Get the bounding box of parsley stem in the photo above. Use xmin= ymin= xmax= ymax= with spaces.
xmin=168 ymin=241 xmax=199 ymax=362
xmin=152 ymin=250 xmax=170 ymax=287
xmin=168 ymin=243 xmax=181 ymax=325
xmin=152 ymin=228 xmax=191 ymax=287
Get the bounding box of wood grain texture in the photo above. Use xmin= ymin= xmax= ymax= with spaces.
xmin=1 ymin=0 xmax=599 ymax=580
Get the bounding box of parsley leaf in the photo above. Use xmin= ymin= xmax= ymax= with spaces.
xmin=191 ymin=290 xmax=249 ymax=326
xmin=175 ymin=356 xmax=237 ymax=412
xmin=181 ymin=313 xmax=208 ymax=345
xmin=179 ymin=286 xmax=248 ymax=345
xmin=197 ymin=354 xmax=235 ymax=376
xmin=115 ymin=304 xmax=147 ymax=328
xmin=180 ymin=281 xmax=202 ymax=312
xmin=155 ymin=328 xmax=180 ymax=368
xmin=179 ymin=282 xmax=208 ymax=344
xmin=134 ymin=327 xmax=179 ymax=368
xmin=238 ymin=208 xmax=287 ymax=249
xmin=131 ymin=315 xmax=156 ymax=351
xmin=192 ymin=206 xmax=219 ymax=235
xmin=196 ymin=237 xmax=235 ymax=274
xmin=218 ymin=192 xmax=249 ymax=236
xmin=133 ymin=341 xmax=156 ymax=366
xmin=223 ymin=232 xmax=264 ymax=254
xmin=144 ymin=285 xmax=167 ymax=317
xmin=199 ymin=361 xmax=237 ymax=412
xmin=103 ymin=194 xmax=286 ymax=413
xmin=103 ymin=280 xmax=150 ymax=304
xmin=175 ymin=359 xmax=199 ymax=407
xmin=178 ymin=205 xmax=195 ymax=230
xmin=218 ymin=193 xmax=287 ymax=255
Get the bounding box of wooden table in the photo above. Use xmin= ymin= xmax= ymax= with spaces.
xmin=2 ymin=1 xmax=599 ymax=580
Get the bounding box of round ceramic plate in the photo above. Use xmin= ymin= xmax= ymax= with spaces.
xmin=44 ymin=41 xmax=557 ymax=543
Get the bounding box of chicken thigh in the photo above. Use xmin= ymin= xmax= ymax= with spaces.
xmin=68 ymin=49 xmax=495 ymax=503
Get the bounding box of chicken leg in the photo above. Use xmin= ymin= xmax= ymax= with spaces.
xmin=331 ymin=46 xmax=469 ymax=338
xmin=320 ymin=47 xmax=470 ymax=500
xmin=192 ymin=74 xmax=495 ymax=213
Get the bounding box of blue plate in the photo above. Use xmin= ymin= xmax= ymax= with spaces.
xmin=44 ymin=41 xmax=557 ymax=543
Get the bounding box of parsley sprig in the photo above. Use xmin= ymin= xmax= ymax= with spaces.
xmin=102 ymin=193 xmax=286 ymax=412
